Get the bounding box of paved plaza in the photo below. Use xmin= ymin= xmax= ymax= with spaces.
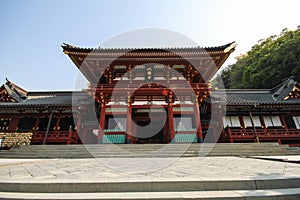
xmin=1 ymin=156 xmax=300 ymax=182
xmin=0 ymin=156 xmax=300 ymax=199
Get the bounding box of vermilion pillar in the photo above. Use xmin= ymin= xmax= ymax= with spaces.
xmin=167 ymin=91 xmax=175 ymax=143
xmin=168 ymin=103 xmax=175 ymax=142
xmin=126 ymin=100 xmax=132 ymax=144
xmin=98 ymin=105 xmax=106 ymax=144
xmin=195 ymin=100 xmax=203 ymax=143
xmin=98 ymin=93 xmax=106 ymax=144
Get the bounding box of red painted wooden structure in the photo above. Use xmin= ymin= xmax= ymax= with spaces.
xmin=0 ymin=43 xmax=300 ymax=146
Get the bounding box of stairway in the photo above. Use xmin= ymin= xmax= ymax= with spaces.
xmin=0 ymin=143 xmax=299 ymax=158
xmin=0 ymin=178 xmax=300 ymax=199
xmin=1 ymin=143 xmax=300 ymax=199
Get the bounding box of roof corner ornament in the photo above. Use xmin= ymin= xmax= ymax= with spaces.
xmin=5 ymin=78 xmax=11 ymax=86
xmin=224 ymin=42 xmax=237 ymax=53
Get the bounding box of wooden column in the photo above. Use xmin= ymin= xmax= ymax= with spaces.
xmin=168 ymin=92 xmax=175 ymax=142
xmin=168 ymin=103 xmax=175 ymax=142
xmin=126 ymin=107 xmax=132 ymax=144
xmin=67 ymin=126 xmax=73 ymax=145
xmin=195 ymin=93 xmax=203 ymax=143
xmin=209 ymin=103 xmax=222 ymax=143
xmin=239 ymin=115 xmax=245 ymax=130
xmin=98 ymin=106 xmax=106 ymax=144
xmin=8 ymin=114 xmax=19 ymax=132
xmin=278 ymin=114 xmax=288 ymax=145
xmin=43 ymin=109 xmax=53 ymax=145
xmin=33 ymin=114 xmax=41 ymax=142
xmin=108 ymin=65 xmax=113 ymax=84
xmin=126 ymin=92 xmax=132 ymax=144
xmin=216 ymin=106 xmax=224 ymax=142
xmin=128 ymin=65 xmax=133 ymax=84
xmin=249 ymin=111 xmax=260 ymax=143
xmin=54 ymin=114 xmax=61 ymax=134
xmin=228 ymin=128 xmax=234 ymax=143
xmin=279 ymin=114 xmax=289 ymax=131
xmin=75 ymin=112 xmax=85 ymax=143
xmin=97 ymin=93 xmax=106 ymax=144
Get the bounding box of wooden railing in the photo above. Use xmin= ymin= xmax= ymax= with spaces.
xmin=31 ymin=130 xmax=79 ymax=144
xmin=226 ymin=128 xmax=300 ymax=140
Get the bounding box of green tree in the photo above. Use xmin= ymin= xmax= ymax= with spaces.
xmin=214 ymin=28 xmax=300 ymax=89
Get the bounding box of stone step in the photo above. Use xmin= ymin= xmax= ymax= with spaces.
xmin=16 ymin=143 xmax=286 ymax=149
xmin=1 ymin=188 xmax=300 ymax=200
xmin=0 ymin=150 xmax=298 ymax=155
xmin=13 ymin=145 xmax=297 ymax=152
xmin=11 ymin=147 xmax=295 ymax=151
xmin=1 ymin=178 xmax=300 ymax=193
xmin=15 ymin=149 xmax=298 ymax=154
xmin=19 ymin=143 xmax=286 ymax=147
xmin=7 ymin=148 xmax=296 ymax=154
xmin=2 ymin=149 xmax=299 ymax=154
xmin=5 ymin=148 xmax=298 ymax=153
xmin=1 ymin=143 xmax=299 ymax=158
xmin=4 ymin=145 xmax=300 ymax=150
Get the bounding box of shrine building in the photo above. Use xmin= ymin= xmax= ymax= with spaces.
xmin=0 ymin=42 xmax=300 ymax=147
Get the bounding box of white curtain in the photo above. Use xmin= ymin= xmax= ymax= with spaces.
xmin=222 ymin=116 xmax=240 ymax=127
xmin=243 ymin=116 xmax=252 ymax=128
xmin=223 ymin=116 xmax=232 ymax=127
xmin=263 ymin=116 xmax=273 ymax=128
xmin=271 ymin=116 xmax=282 ymax=127
xmin=252 ymin=116 xmax=261 ymax=127
xmin=230 ymin=116 xmax=241 ymax=127
xmin=293 ymin=116 xmax=300 ymax=129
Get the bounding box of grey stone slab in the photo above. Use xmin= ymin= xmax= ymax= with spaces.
xmin=0 ymin=182 xmax=49 ymax=193
xmin=0 ymin=188 xmax=299 ymax=199
xmin=204 ymin=180 xmax=257 ymax=191
xmin=9 ymin=168 xmax=30 ymax=178
xmin=255 ymin=178 xmax=300 ymax=190
xmin=152 ymin=180 xmax=205 ymax=192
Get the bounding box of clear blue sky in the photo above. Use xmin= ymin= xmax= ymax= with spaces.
xmin=0 ymin=0 xmax=299 ymax=91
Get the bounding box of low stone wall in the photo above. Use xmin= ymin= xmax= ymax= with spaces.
xmin=0 ymin=132 xmax=33 ymax=148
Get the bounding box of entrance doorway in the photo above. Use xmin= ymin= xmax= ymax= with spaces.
xmin=135 ymin=121 xmax=164 ymax=143
xmin=132 ymin=107 xmax=168 ymax=144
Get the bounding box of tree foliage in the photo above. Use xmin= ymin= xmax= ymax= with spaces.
xmin=214 ymin=28 xmax=300 ymax=89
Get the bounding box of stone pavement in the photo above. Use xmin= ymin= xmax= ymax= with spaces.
xmin=0 ymin=156 xmax=300 ymax=182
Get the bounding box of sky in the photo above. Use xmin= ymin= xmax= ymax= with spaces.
xmin=0 ymin=0 xmax=299 ymax=91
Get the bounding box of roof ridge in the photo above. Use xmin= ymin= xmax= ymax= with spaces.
xmin=61 ymin=42 xmax=236 ymax=51
xmin=215 ymin=89 xmax=272 ymax=94
xmin=272 ymin=77 xmax=297 ymax=100
xmin=27 ymin=91 xmax=84 ymax=96
xmin=5 ymin=78 xmax=27 ymax=96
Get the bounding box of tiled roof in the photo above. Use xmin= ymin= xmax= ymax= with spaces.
xmin=1 ymin=79 xmax=300 ymax=109
xmin=2 ymin=79 xmax=27 ymax=102
xmin=213 ymin=78 xmax=300 ymax=107
xmin=0 ymin=91 xmax=90 ymax=108
xmin=213 ymin=90 xmax=300 ymax=106
xmin=61 ymin=42 xmax=236 ymax=53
